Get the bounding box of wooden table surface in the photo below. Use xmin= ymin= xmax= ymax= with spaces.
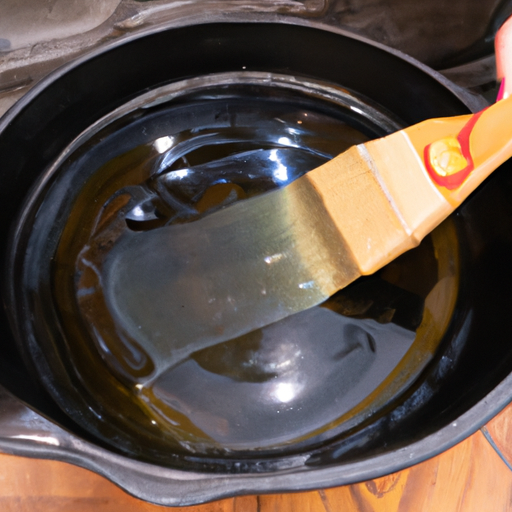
xmin=1 ymin=400 xmax=512 ymax=512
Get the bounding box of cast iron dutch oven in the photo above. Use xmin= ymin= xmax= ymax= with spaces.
xmin=1 ymin=17 xmax=512 ymax=506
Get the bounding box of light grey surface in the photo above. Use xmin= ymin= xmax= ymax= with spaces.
xmin=0 ymin=0 xmax=121 ymax=51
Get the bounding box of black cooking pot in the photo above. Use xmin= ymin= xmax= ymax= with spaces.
xmin=1 ymin=18 xmax=512 ymax=506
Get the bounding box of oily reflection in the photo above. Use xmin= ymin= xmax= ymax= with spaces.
xmin=45 ymin=81 xmax=456 ymax=454
xmin=142 ymin=306 xmax=416 ymax=449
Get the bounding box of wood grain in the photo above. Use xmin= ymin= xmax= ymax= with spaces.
xmin=2 ymin=409 xmax=512 ymax=512
xmin=485 ymin=399 xmax=512 ymax=467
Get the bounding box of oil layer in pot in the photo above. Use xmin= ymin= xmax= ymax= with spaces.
xmin=32 ymin=80 xmax=459 ymax=455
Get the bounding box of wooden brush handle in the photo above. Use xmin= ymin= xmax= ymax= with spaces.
xmin=404 ymin=97 xmax=512 ymax=206
xmin=306 ymin=15 xmax=512 ymax=276
xmin=403 ymin=15 xmax=512 ymax=208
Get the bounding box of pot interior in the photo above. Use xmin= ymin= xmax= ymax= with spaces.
xmin=2 ymin=22 xmax=512 ymax=478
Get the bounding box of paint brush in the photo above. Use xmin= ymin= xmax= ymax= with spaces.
xmin=98 ymin=16 xmax=512 ymax=383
